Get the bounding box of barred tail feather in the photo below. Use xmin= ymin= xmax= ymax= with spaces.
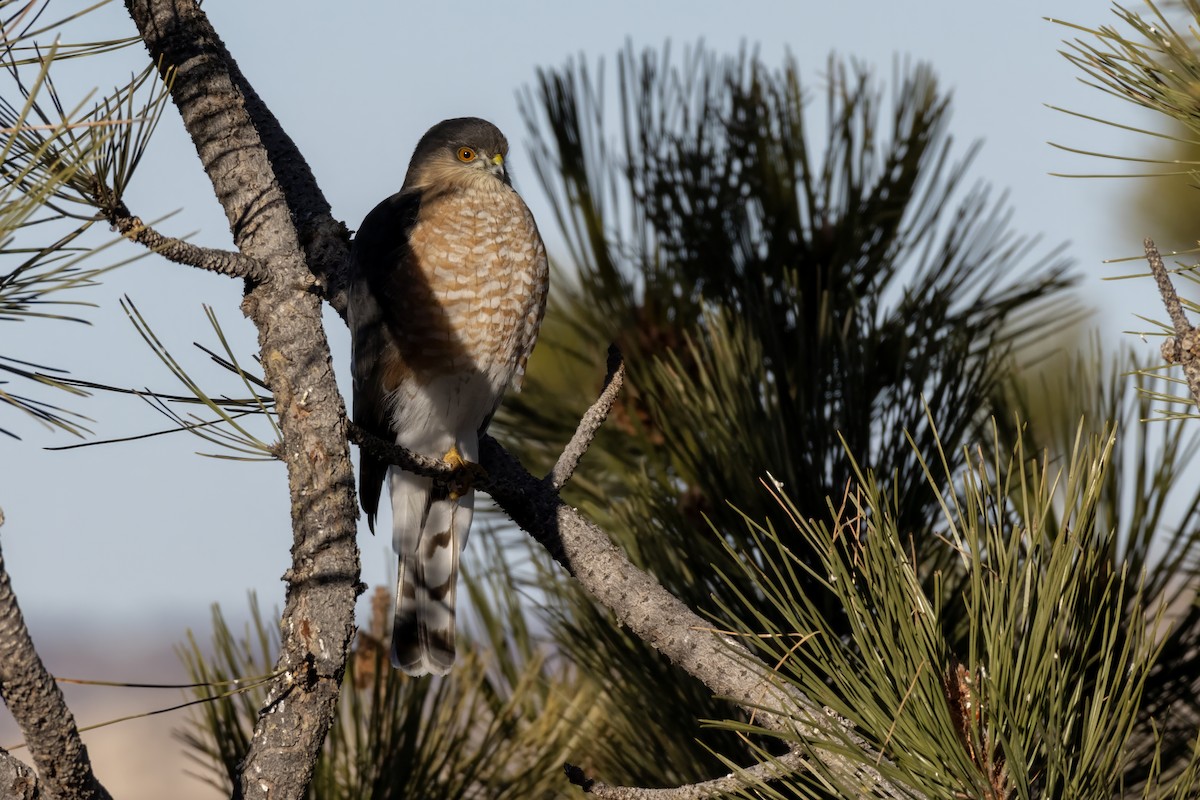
xmin=389 ymin=466 xmax=473 ymax=675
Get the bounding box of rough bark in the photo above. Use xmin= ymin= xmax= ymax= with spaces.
xmin=123 ymin=2 xmax=361 ymax=798
xmin=106 ymin=199 xmax=268 ymax=280
xmin=0 ymin=509 xmax=109 ymax=800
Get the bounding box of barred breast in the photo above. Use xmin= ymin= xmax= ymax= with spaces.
xmin=397 ymin=181 xmax=547 ymax=394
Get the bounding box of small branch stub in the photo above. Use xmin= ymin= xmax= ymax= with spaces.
xmin=1145 ymin=237 xmax=1200 ymax=411
xmin=106 ymin=200 xmax=270 ymax=282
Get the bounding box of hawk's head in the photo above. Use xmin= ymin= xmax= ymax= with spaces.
xmin=401 ymin=117 xmax=511 ymax=192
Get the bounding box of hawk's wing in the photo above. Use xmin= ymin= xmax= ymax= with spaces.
xmin=348 ymin=190 xmax=421 ymax=532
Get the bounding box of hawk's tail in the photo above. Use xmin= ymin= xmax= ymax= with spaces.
xmin=388 ymin=468 xmax=472 ymax=676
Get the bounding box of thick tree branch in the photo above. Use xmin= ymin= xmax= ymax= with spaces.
xmin=0 ymin=508 xmax=110 ymax=800
xmin=125 ymin=3 xmax=361 ymax=799
xmin=546 ymin=344 xmax=625 ymax=491
xmin=105 ymin=198 xmax=269 ymax=281
xmin=1146 ymin=237 xmax=1200 ymax=411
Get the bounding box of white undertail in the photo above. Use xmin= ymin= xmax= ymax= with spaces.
xmin=388 ymin=465 xmax=474 ymax=675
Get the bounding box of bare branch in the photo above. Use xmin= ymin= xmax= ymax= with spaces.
xmin=106 ymin=199 xmax=269 ymax=281
xmin=0 ymin=507 xmax=111 ymax=800
xmin=546 ymin=343 xmax=625 ymax=490
xmin=565 ymin=749 xmax=810 ymax=798
xmin=1146 ymin=237 xmax=1192 ymax=336
xmin=1146 ymin=237 xmax=1200 ymax=410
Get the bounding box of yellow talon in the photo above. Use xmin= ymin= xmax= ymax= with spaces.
xmin=443 ymin=445 xmax=467 ymax=471
xmin=442 ymin=445 xmax=485 ymax=500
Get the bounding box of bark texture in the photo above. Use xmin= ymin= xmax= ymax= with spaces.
xmin=106 ymin=199 xmax=268 ymax=280
xmin=0 ymin=750 xmax=39 ymax=800
xmin=0 ymin=509 xmax=109 ymax=800
xmin=123 ymin=3 xmax=361 ymax=798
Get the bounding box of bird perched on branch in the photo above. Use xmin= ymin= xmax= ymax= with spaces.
xmin=348 ymin=117 xmax=548 ymax=675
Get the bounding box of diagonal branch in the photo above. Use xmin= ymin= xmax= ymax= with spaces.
xmin=545 ymin=343 xmax=625 ymax=491
xmin=105 ymin=198 xmax=269 ymax=281
xmin=0 ymin=507 xmax=111 ymax=800
xmin=1146 ymin=237 xmax=1200 ymax=411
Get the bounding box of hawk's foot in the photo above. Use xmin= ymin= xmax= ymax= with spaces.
xmin=442 ymin=445 xmax=487 ymax=500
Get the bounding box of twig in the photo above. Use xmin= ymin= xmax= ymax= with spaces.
xmin=546 ymin=344 xmax=625 ymax=491
xmin=1146 ymin=238 xmax=1191 ymax=335
xmin=1146 ymin=237 xmax=1200 ymax=411
xmin=0 ymin=507 xmax=111 ymax=800
xmin=0 ymin=118 xmax=139 ymax=134
xmin=565 ymin=749 xmax=809 ymax=798
xmin=106 ymin=199 xmax=269 ymax=281
xmin=346 ymin=422 xmax=456 ymax=480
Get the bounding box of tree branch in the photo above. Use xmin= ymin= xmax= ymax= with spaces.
xmin=125 ymin=3 xmax=362 ymax=799
xmin=105 ymin=198 xmax=269 ymax=281
xmin=565 ymin=749 xmax=809 ymax=798
xmin=1146 ymin=237 xmax=1200 ymax=411
xmin=0 ymin=508 xmax=111 ymax=800
xmin=545 ymin=343 xmax=625 ymax=491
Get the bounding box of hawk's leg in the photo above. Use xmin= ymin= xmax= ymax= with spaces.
xmin=442 ymin=444 xmax=487 ymax=500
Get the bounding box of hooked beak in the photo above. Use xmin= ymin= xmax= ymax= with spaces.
xmin=488 ymin=152 xmax=508 ymax=181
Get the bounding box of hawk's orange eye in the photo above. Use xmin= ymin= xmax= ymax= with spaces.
xmin=456 ymin=147 xmax=477 ymax=162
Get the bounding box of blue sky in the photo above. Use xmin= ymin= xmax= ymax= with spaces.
xmin=1 ymin=1 xmax=1173 ymax=647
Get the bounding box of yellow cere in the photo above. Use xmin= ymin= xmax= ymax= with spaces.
xmin=492 ymin=153 xmax=504 ymax=166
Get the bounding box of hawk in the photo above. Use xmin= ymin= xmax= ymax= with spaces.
xmin=348 ymin=117 xmax=548 ymax=675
